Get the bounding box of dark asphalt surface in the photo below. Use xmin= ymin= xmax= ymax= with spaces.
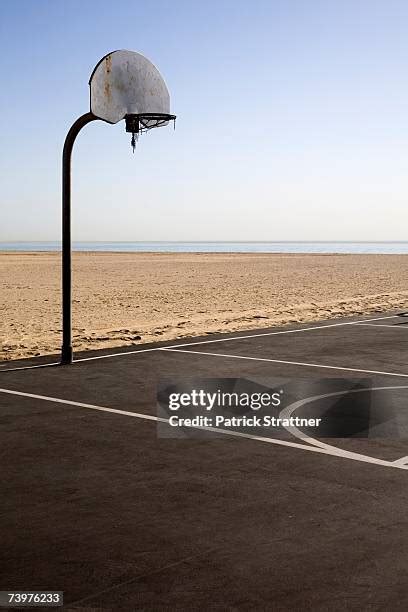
xmin=1 ymin=311 xmax=408 ymax=610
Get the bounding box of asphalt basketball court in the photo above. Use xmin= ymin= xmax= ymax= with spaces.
xmin=1 ymin=310 xmax=408 ymax=609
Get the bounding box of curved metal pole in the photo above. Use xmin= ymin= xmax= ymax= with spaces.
xmin=62 ymin=112 xmax=99 ymax=364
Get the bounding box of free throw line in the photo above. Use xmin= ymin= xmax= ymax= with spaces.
xmin=161 ymin=347 xmax=408 ymax=379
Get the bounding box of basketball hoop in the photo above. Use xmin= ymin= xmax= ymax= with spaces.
xmin=125 ymin=113 xmax=176 ymax=152
xmin=61 ymin=50 xmax=176 ymax=364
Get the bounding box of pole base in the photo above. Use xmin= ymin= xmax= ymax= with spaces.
xmin=61 ymin=345 xmax=73 ymax=365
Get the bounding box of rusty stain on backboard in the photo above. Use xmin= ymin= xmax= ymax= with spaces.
xmin=103 ymin=55 xmax=112 ymax=101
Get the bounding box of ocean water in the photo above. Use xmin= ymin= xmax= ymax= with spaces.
xmin=2 ymin=241 xmax=408 ymax=254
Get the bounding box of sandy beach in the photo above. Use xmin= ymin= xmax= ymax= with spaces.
xmin=1 ymin=251 xmax=408 ymax=361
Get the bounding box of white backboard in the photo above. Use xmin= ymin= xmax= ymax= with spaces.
xmin=89 ymin=50 xmax=171 ymax=124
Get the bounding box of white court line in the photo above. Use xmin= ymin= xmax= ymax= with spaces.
xmin=0 ymin=314 xmax=400 ymax=372
xmin=71 ymin=314 xmax=401 ymax=362
xmin=0 ymin=349 xmax=159 ymax=373
xmin=392 ymin=456 xmax=408 ymax=467
xmin=0 ymin=386 xmax=406 ymax=471
xmin=161 ymin=347 xmax=408 ymax=379
xmin=155 ymin=314 xmax=400 ymax=350
xmin=0 ymin=362 xmax=60 ymax=373
xmin=279 ymin=385 xmax=408 ymax=465
xmin=0 ymin=387 xmax=162 ymax=422
xmin=74 ymin=347 xmax=159 ymax=363
xmin=354 ymin=323 xmax=408 ymax=329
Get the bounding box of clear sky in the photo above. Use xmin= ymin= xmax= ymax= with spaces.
xmin=1 ymin=0 xmax=408 ymax=241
